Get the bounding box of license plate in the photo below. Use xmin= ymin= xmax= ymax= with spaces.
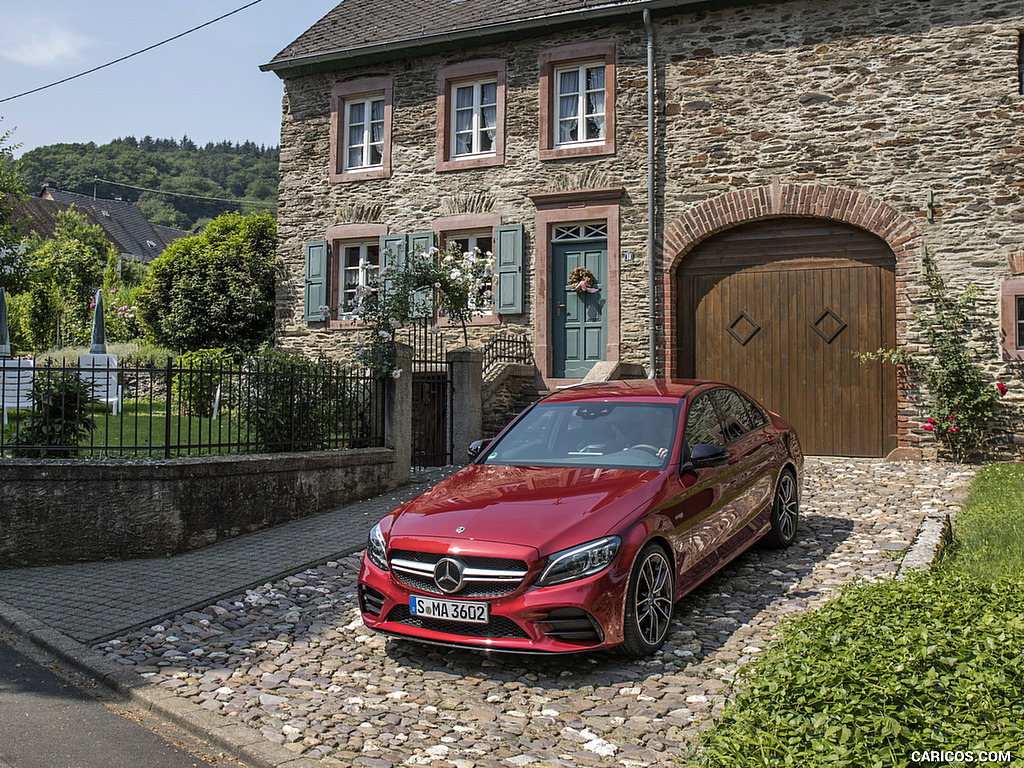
xmin=410 ymin=595 xmax=489 ymax=624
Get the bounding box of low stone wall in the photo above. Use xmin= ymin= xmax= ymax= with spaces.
xmin=0 ymin=448 xmax=396 ymax=569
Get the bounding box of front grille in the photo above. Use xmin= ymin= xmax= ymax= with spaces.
xmin=359 ymin=584 xmax=386 ymax=617
xmin=389 ymin=549 xmax=528 ymax=598
xmin=538 ymin=607 xmax=603 ymax=643
xmin=386 ymin=605 xmax=530 ymax=639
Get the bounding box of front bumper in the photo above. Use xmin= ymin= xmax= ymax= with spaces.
xmin=358 ymin=554 xmax=632 ymax=654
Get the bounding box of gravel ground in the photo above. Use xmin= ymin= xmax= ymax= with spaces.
xmin=96 ymin=458 xmax=974 ymax=768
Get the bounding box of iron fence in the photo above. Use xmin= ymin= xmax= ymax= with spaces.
xmin=483 ymin=332 xmax=534 ymax=377
xmin=398 ymin=322 xmax=453 ymax=468
xmin=0 ymin=359 xmax=386 ymax=458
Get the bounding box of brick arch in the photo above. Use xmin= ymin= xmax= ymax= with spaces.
xmin=660 ymin=181 xmax=924 ymax=455
xmin=660 ymin=180 xmax=922 ymax=378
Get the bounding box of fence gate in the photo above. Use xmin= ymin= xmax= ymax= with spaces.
xmin=403 ymin=322 xmax=453 ymax=468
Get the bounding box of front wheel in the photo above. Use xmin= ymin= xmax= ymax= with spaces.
xmin=621 ymin=543 xmax=674 ymax=657
xmin=764 ymin=469 xmax=799 ymax=548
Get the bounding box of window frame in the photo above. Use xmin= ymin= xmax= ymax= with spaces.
xmin=322 ymin=223 xmax=388 ymax=328
xmin=539 ymin=42 xmax=615 ymax=161
xmin=432 ymin=213 xmax=503 ymax=327
xmin=335 ymin=241 xmax=381 ymax=321
xmin=999 ymin=277 xmax=1024 ymax=360
xmin=330 ymin=77 xmax=393 ymax=182
xmin=436 ymin=60 xmax=506 ymax=172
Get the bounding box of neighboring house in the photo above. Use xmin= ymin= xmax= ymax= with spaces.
xmin=262 ymin=0 xmax=1024 ymax=459
xmin=39 ymin=186 xmax=187 ymax=263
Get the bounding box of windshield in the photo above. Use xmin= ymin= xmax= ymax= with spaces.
xmin=481 ymin=401 xmax=680 ymax=470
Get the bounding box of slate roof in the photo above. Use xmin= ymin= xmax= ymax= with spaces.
xmin=263 ymin=0 xmax=710 ymax=74
xmin=12 ymin=197 xmax=107 ymax=242
xmin=40 ymin=187 xmax=188 ymax=263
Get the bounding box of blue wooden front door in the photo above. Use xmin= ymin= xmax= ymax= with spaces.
xmin=552 ymin=241 xmax=607 ymax=378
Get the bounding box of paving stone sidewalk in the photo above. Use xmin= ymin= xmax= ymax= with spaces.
xmin=68 ymin=458 xmax=973 ymax=768
xmin=0 ymin=470 xmax=453 ymax=644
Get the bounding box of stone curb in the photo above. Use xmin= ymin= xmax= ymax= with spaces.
xmin=0 ymin=596 xmax=328 ymax=768
xmin=897 ymin=486 xmax=965 ymax=578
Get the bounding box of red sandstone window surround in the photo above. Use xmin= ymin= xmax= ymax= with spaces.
xmin=539 ymin=42 xmax=616 ymax=161
xmin=436 ymin=60 xmax=506 ymax=171
xmin=330 ymin=77 xmax=393 ymax=182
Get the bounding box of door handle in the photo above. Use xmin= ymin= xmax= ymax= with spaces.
xmin=557 ymin=302 xmax=566 ymax=317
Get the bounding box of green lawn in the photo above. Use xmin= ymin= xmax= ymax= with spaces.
xmin=943 ymin=463 xmax=1024 ymax=582
xmin=693 ymin=465 xmax=1024 ymax=768
xmin=3 ymin=400 xmax=247 ymax=457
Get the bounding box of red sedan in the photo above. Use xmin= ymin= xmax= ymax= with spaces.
xmin=358 ymin=379 xmax=803 ymax=656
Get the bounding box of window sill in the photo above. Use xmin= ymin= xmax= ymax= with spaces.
xmin=437 ymin=154 xmax=503 ymax=172
xmin=329 ymin=166 xmax=389 ymax=183
xmin=436 ymin=313 xmax=501 ymax=328
xmin=539 ymin=142 xmax=615 ymax=161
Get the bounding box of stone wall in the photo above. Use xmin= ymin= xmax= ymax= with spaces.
xmin=0 ymin=449 xmax=396 ymax=569
xmin=272 ymin=0 xmax=1024 ymax=457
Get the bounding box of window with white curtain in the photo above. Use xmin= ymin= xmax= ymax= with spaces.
xmin=339 ymin=242 xmax=380 ymax=316
xmin=452 ymin=80 xmax=497 ymax=157
xmin=555 ymin=62 xmax=605 ymax=146
xmin=344 ymin=96 xmax=385 ymax=170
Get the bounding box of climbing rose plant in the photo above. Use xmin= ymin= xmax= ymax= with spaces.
xmin=349 ymin=242 xmax=493 ymax=378
xmin=859 ymin=249 xmax=1007 ymax=463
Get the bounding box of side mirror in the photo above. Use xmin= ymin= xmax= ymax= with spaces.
xmin=683 ymin=443 xmax=730 ymax=471
xmin=467 ymin=439 xmax=491 ymax=461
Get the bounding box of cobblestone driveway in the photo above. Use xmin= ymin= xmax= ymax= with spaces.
xmin=97 ymin=459 xmax=973 ymax=768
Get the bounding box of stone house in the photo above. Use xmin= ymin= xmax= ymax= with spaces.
xmin=262 ymin=0 xmax=1024 ymax=459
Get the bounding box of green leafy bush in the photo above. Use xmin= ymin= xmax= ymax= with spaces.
xmin=137 ymin=211 xmax=276 ymax=353
xmin=236 ymin=348 xmax=353 ymax=452
xmin=7 ymin=370 xmax=97 ymax=457
xmin=171 ymin=348 xmax=231 ymax=418
xmin=696 ymin=570 xmax=1024 ymax=768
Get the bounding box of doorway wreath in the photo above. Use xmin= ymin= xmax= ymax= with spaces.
xmin=569 ymin=266 xmax=599 ymax=294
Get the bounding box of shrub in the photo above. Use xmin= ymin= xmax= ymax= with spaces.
xmin=7 ymin=370 xmax=97 ymax=457
xmin=137 ymin=211 xmax=276 ymax=354
xmin=236 ymin=348 xmax=352 ymax=452
xmin=695 ymin=570 xmax=1024 ymax=768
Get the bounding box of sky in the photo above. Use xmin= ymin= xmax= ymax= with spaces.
xmin=0 ymin=0 xmax=341 ymax=157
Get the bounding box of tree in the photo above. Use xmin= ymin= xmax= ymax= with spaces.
xmin=0 ymin=118 xmax=28 ymax=290
xmin=137 ymin=211 xmax=276 ymax=353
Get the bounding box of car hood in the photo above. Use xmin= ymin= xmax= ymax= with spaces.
xmin=384 ymin=464 xmax=663 ymax=556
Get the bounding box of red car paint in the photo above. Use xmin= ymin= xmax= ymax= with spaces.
xmin=358 ymin=379 xmax=802 ymax=655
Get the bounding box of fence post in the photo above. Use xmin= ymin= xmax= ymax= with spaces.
xmin=165 ymin=357 xmax=173 ymax=459
xmin=385 ymin=344 xmax=413 ymax=485
xmin=447 ymin=346 xmax=483 ymax=465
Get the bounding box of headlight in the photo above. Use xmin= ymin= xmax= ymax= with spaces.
xmin=536 ymin=536 xmax=621 ymax=587
xmin=366 ymin=522 xmax=388 ymax=571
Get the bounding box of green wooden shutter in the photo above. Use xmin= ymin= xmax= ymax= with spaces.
xmin=304 ymin=240 xmax=329 ymax=321
xmin=495 ymin=223 xmax=524 ymax=314
xmin=380 ymin=234 xmax=406 ymax=304
xmin=407 ymin=231 xmax=435 ymax=318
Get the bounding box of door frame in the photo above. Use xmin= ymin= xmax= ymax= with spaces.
xmin=529 ymin=187 xmax=623 ymax=388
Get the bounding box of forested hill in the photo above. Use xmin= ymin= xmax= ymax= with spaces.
xmin=18 ymin=136 xmax=279 ymax=231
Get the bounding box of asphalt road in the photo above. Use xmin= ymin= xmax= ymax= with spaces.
xmin=0 ymin=630 xmax=240 ymax=768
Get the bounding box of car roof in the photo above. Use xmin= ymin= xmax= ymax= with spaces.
xmin=540 ymin=379 xmax=720 ymax=404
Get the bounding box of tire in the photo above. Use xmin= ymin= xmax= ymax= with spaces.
xmin=763 ymin=469 xmax=799 ymax=548
xmin=621 ymin=543 xmax=674 ymax=657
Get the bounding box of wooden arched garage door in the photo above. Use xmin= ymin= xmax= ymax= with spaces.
xmin=676 ymin=218 xmax=897 ymax=457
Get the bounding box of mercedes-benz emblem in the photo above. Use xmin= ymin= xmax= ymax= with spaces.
xmin=455 ymin=526 xmax=466 ymax=534
xmin=433 ymin=557 xmax=465 ymax=594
